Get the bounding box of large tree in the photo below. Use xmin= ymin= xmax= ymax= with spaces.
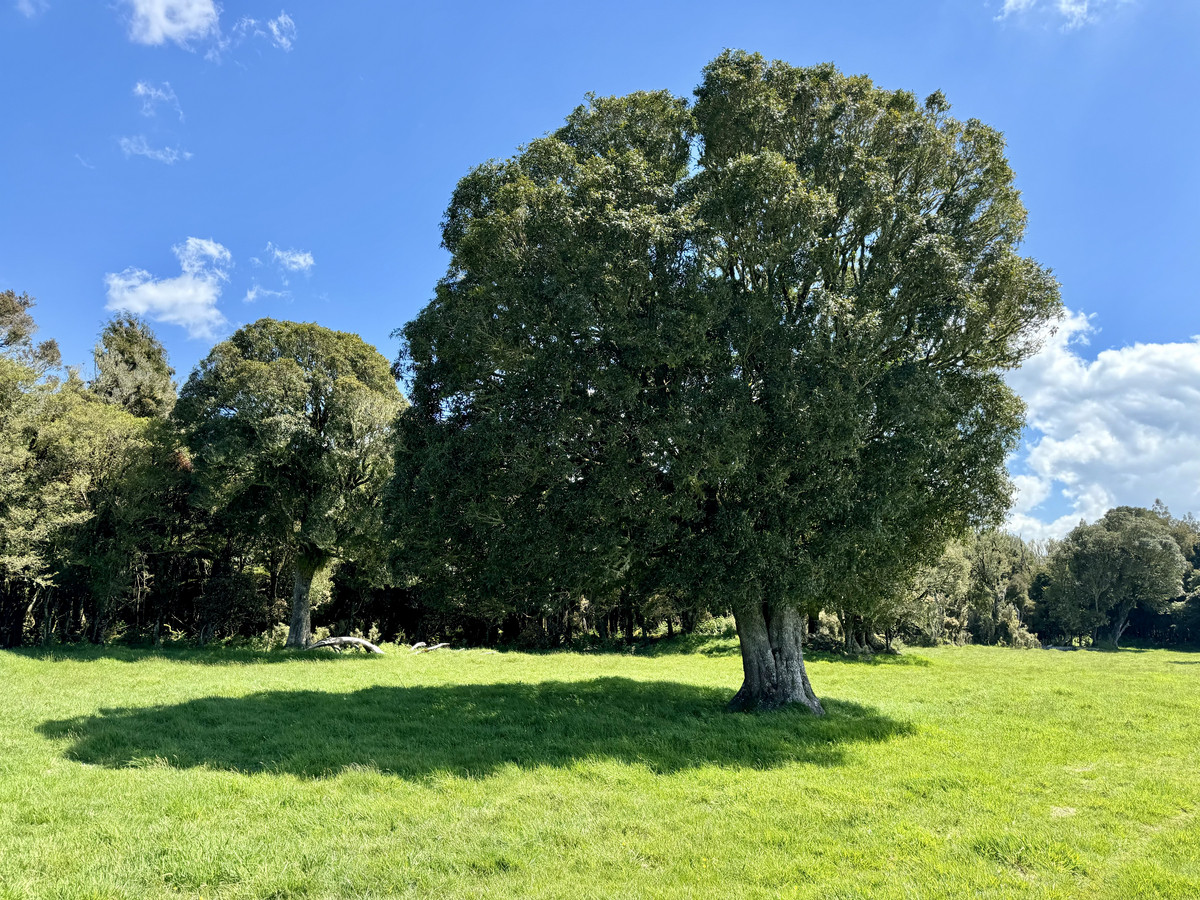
xmin=176 ymin=319 xmax=406 ymax=647
xmin=393 ymin=52 xmax=1060 ymax=711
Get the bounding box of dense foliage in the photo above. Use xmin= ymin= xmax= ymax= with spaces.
xmin=175 ymin=320 xmax=406 ymax=647
xmin=1 ymin=301 xmax=1197 ymax=655
xmin=391 ymin=52 xmax=1061 ymax=709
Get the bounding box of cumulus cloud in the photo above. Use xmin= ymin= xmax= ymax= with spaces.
xmin=996 ymin=0 xmax=1130 ymax=29
xmin=119 ymin=135 xmax=191 ymax=164
xmin=124 ymin=0 xmax=219 ymax=46
xmin=105 ymin=238 xmax=232 ymax=339
xmin=133 ymin=81 xmax=183 ymax=120
xmin=1006 ymin=311 xmax=1200 ymax=539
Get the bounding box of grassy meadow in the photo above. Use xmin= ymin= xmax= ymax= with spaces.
xmin=1 ymin=638 xmax=1197 ymax=899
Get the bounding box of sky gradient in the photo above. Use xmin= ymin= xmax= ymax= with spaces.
xmin=2 ymin=0 xmax=1197 ymax=537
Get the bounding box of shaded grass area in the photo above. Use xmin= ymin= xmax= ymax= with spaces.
xmin=2 ymin=642 xmax=1199 ymax=898
xmin=39 ymin=679 xmax=908 ymax=777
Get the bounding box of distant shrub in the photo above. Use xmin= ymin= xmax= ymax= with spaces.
xmin=695 ymin=615 xmax=737 ymax=638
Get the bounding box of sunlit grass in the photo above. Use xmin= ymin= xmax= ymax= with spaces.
xmin=1 ymin=642 xmax=1197 ymax=898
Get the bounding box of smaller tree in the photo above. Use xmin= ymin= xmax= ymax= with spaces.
xmin=91 ymin=313 xmax=177 ymax=418
xmin=1042 ymin=507 xmax=1185 ymax=647
xmin=905 ymin=541 xmax=972 ymax=644
xmin=967 ymin=530 xmax=1036 ymax=645
xmin=0 ymin=290 xmax=60 ymax=374
xmin=175 ymin=319 xmax=406 ymax=647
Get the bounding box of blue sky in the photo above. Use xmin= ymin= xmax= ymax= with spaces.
xmin=2 ymin=0 xmax=1198 ymax=536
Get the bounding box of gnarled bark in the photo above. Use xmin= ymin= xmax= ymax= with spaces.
xmin=285 ymin=555 xmax=330 ymax=648
xmin=730 ymin=601 xmax=823 ymax=715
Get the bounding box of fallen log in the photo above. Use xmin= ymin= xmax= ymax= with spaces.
xmin=307 ymin=636 xmax=385 ymax=654
xmin=410 ymin=641 xmax=450 ymax=653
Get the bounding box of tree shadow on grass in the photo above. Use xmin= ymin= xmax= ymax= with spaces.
xmin=38 ymin=678 xmax=912 ymax=779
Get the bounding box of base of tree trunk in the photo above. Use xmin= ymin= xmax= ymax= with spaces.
xmin=285 ymin=556 xmax=329 ymax=648
xmin=730 ymin=603 xmax=824 ymax=715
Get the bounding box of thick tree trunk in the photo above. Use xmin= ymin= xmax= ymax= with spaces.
xmin=1107 ymin=603 xmax=1134 ymax=649
xmin=286 ymin=556 xmax=327 ymax=648
xmin=730 ymin=602 xmax=824 ymax=715
xmin=681 ymin=608 xmax=697 ymax=635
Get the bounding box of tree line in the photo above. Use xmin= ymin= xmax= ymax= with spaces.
xmin=3 ymin=52 xmax=1192 ymax=710
xmin=3 ymin=291 xmax=1194 ymax=658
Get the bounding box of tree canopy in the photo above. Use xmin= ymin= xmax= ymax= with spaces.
xmin=91 ymin=313 xmax=177 ymax=418
xmin=1042 ymin=507 xmax=1186 ymax=647
xmin=391 ymin=51 xmax=1062 ymax=711
xmin=176 ymin=319 xmax=406 ymax=648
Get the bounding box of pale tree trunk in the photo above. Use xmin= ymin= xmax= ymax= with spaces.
xmin=286 ymin=555 xmax=328 ymax=648
xmin=730 ymin=601 xmax=824 ymax=715
xmin=1107 ymin=600 xmax=1136 ymax=648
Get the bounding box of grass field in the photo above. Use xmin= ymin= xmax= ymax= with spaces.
xmin=1 ymin=638 xmax=1197 ymax=899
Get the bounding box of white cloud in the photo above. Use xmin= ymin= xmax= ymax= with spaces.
xmin=105 ymin=237 xmax=232 ymax=339
xmin=267 ymin=11 xmax=296 ymax=50
xmin=119 ymin=135 xmax=192 ymax=164
xmin=133 ymin=81 xmax=183 ymax=120
xmin=15 ymin=0 xmax=48 ymax=17
xmin=243 ymin=284 xmax=288 ymax=303
xmin=124 ymin=0 xmax=218 ymax=46
xmin=1056 ymin=0 xmax=1092 ymax=28
xmin=996 ymin=0 xmax=1129 ymax=29
xmin=267 ymin=242 xmax=315 ymax=274
xmin=999 ymin=0 xmax=1037 ymax=14
xmin=1006 ymin=310 xmax=1200 ymax=539
xmin=224 ymin=10 xmax=296 ymax=54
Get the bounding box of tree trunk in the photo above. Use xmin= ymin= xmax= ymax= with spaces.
xmin=730 ymin=602 xmax=823 ymax=715
xmin=680 ymin=608 xmax=697 ymax=635
xmin=286 ymin=556 xmax=327 ymax=648
xmin=1108 ymin=603 xmax=1134 ymax=649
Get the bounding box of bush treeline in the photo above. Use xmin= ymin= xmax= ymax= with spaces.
xmin=1 ymin=292 xmax=1195 ymax=652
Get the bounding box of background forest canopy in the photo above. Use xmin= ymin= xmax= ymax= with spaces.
xmin=2 ymin=53 xmax=1198 ymax=668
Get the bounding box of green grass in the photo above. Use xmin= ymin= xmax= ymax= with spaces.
xmin=1 ymin=641 xmax=1198 ymax=899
